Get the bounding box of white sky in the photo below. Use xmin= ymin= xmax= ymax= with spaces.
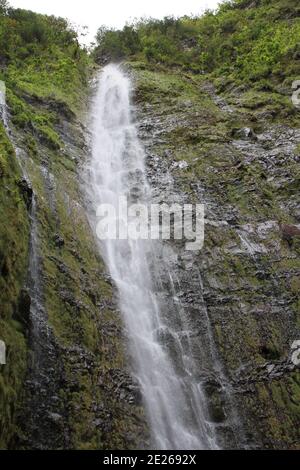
xmin=9 ymin=0 xmax=222 ymax=45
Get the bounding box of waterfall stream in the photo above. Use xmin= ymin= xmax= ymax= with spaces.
xmin=88 ymin=64 xmax=218 ymax=450
xmin=0 ymin=83 xmax=9 ymax=131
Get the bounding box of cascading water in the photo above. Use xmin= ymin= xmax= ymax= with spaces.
xmin=0 ymin=82 xmax=9 ymax=130
xmin=88 ymin=64 xmax=218 ymax=450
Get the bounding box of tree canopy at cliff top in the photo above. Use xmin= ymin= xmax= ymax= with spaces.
xmin=94 ymin=0 xmax=300 ymax=84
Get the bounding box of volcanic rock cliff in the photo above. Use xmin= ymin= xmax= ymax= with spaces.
xmin=131 ymin=64 xmax=300 ymax=448
xmin=0 ymin=0 xmax=300 ymax=450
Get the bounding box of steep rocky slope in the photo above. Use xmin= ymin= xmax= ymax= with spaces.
xmin=0 ymin=111 xmax=30 ymax=448
xmin=0 ymin=81 xmax=148 ymax=450
xmin=131 ymin=64 xmax=300 ymax=449
xmin=0 ymin=6 xmax=147 ymax=449
xmin=1 ymin=0 xmax=299 ymax=450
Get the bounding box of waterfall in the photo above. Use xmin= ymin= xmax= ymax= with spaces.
xmin=0 ymin=81 xmax=9 ymax=130
xmin=88 ymin=64 xmax=218 ymax=450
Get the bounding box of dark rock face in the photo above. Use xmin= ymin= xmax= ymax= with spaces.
xmin=17 ymin=177 xmax=33 ymax=210
xmin=4 ymin=64 xmax=298 ymax=450
xmin=231 ymin=127 xmax=257 ymax=141
xmin=8 ymin=91 xmax=148 ymax=450
xmin=279 ymin=223 xmax=300 ymax=245
xmin=16 ymin=288 xmax=31 ymax=327
xmin=53 ymin=233 xmax=65 ymax=248
xmin=133 ymin=66 xmax=300 ymax=449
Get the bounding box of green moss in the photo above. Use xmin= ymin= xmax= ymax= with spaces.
xmin=97 ymin=0 xmax=300 ymax=92
xmin=1 ymin=5 xmax=148 ymax=450
xmin=36 ymin=123 xmax=61 ymax=150
xmin=0 ymin=124 xmax=30 ymax=449
xmin=16 ymin=127 xmax=147 ymax=447
xmin=7 ymin=88 xmax=63 ymax=151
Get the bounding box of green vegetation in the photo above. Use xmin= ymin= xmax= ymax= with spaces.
xmin=94 ymin=0 xmax=300 ymax=86
xmin=0 ymin=0 xmax=299 ymax=451
xmin=1 ymin=2 xmax=147 ymax=450
xmin=130 ymin=26 xmax=300 ymax=445
xmin=0 ymin=3 xmax=91 ymax=112
xmin=0 ymin=124 xmax=30 ymax=448
xmin=0 ymin=2 xmax=92 ymax=449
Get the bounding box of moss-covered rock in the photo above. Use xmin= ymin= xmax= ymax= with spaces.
xmin=0 ymin=6 xmax=148 ymax=449
xmin=0 ymin=123 xmax=30 ymax=449
xmin=131 ymin=62 xmax=300 ymax=449
xmin=5 ymin=86 xmax=148 ymax=450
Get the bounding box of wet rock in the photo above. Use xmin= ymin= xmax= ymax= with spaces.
xmin=203 ymin=378 xmax=226 ymax=423
xmin=53 ymin=233 xmax=65 ymax=248
xmin=231 ymin=127 xmax=257 ymax=141
xmin=279 ymin=223 xmax=300 ymax=244
xmin=15 ymin=288 xmax=31 ymax=327
xmin=104 ymin=368 xmax=143 ymax=405
xmin=7 ymin=78 xmax=149 ymax=451
xmin=171 ymin=160 xmax=189 ymax=170
xmin=92 ymin=418 xmax=103 ymax=429
xmin=48 ymin=412 xmax=63 ymax=424
xmin=17 ymin=177 xmax=33 ymax=210
xmin=133 ymin=69 xmax=300 ymax=448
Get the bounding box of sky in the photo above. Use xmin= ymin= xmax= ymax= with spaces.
xmin=9 ymin=0 xmax=222 ymax=45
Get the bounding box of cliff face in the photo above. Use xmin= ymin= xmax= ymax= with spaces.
xmin=131 ymin=64 xmax=300 ymax=449
xmin=0 ymin=8 xmax=148 ymax=448
xmin=0 ymin=84 xmax=148 ymax=450
xmin=94 ymin=0 xmax=300 ymax=447
xmin=2 ymin=61 xmax=299 ymax=450
xmin=1 ymin=1 xmax=300 ymax=450
xmin=0 ymin=115 xmax=30 ymax=448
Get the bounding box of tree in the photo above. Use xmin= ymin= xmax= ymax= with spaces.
xmin=0 ymin=0 xmax=9 ymax=16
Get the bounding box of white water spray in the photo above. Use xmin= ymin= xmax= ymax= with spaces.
xmin=88 ymin=64 xmax=218 ymax=449
xmin=0 ymin=81 xmax=9 ymax=130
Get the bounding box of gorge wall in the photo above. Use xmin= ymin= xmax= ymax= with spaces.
xmin=130 ymin=63 xmax=300 ymax=448
xmin=0 ymin=7 xmax=147 ymax=449
xmin=0 ymin=0 xmax=300 ymax=450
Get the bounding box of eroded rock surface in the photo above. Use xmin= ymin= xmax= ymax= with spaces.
xmin=7 ymin=90 xmax=148 ymax=450
xmin=132 ymin=65 xmax=300 ymax=449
